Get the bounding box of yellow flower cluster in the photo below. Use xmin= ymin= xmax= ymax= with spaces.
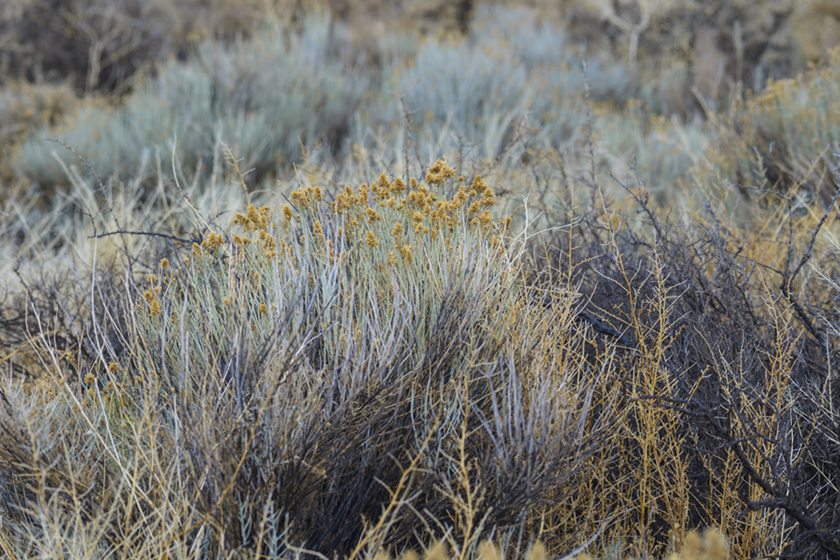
xmin=365 ymin=207 xmax=380 ymax=222
xmin=233 ymin=204 xmax=271 ymax=232
xmin=290 ymin=185 xmax=323 ymax=208
xmin=176 ymin=162 xmax=505 ymax=281
xmin=225 ymin=205 xmax=285 ymax=259
xmin=143 ymin=286 xmax=162 ymax=317
xmin=399 ymin=244 xmax=413 ymax=264
xmin=309 ymin=162 xmax=505 ymax=261
xmin=425 ymin=159 xmax=456 ymax=185
xmin=202 ymin=231 xmax=224 ymax=252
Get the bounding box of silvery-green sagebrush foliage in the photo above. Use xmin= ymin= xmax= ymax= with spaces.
xmin=16 ymin=18 xmax=368 ymax=187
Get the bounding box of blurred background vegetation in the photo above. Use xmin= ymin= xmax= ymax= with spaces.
xmin=2 ymin=0 xmax=839 ymax=189
xmin=0 ymin=1 xmax=838 ymax=559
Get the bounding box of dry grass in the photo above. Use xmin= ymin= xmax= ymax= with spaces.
xmin=0 ymin=2 xmax=838 ymax=559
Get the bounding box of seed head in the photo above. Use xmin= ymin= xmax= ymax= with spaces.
xmin=399 ymin=244 xmax=413 ymax=264
xmin=365 ymin=207 xmax=380 ymax=222
xmin=425 ymin=159 xmax=456 ymax=185
xmin=202 ymin=232 xmax=224 ymax=252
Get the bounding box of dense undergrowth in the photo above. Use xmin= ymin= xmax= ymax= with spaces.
xmin=0 ymin=2 xmax=839 ymax=559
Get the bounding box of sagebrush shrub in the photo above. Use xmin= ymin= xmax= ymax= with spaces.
xmin=0 ymin=164 xmax=616 ymax=557
xmin=15 ymin=18 xmax=368 ymax=187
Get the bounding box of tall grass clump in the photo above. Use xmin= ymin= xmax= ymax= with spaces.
xmin=0 ymin=163 xmax=619 ymax=557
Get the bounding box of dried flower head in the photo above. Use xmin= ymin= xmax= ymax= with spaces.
xmin=143 ymin=288 xmax=162 ymax=316
xmin=365 ymin=207 xmax=380 ymax=222
xmin=425 ymin=159 xmax=456 ymax=185
xmin=234 ymin=204 xmax=271 ymax=232
xmin=399 ymin=244 xmax=413 ymax=264
xmin=290 ymin=186 xmax=323 ymax=208
xmin=202 ymin=232 xmax=224 ymax=252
